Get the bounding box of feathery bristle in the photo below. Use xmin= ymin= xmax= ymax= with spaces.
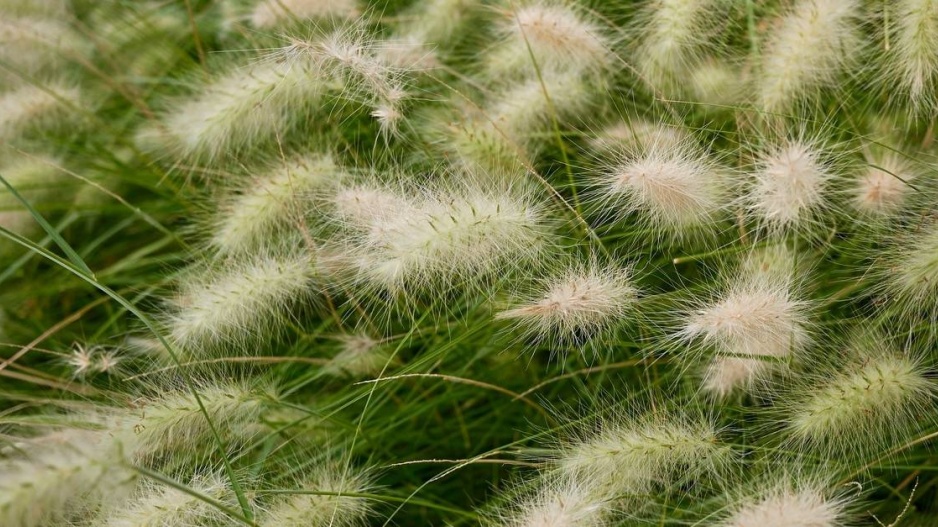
xmin=882 ymin=222 xmax=938 ymax=317
xmin=884 ymin=0 xmax=938 ymax=113
xmin=632 ymin=0 xmax=723 ymax=92
xmin=0 ymin=82 xmax=80 ymax=140
xmin=486 ymin=2 xmax=609 ymax=78
xmin=784 ymin=348 xmax=935 ymax=455
xmin=496 ymin=262 xmax=637 ymax=348
xmin=701 ymin=356 xmax=768 ymax=398
xmin=211 ymin=155 xmax=344 ymax=254
xmin=0 ymin=17 xmax=82 ymax=78
xmin=689 ymin=58 xmax=747 ymax=108
xmin=854 ymin=151 xmax=916 ymax=216
xmin=556 ymin=412 xmax=728 ymax=493
xmin=0 ymin=429 xmax=133 ymax=527
xmin=595 ymin=134 xmax=727 ymax=236
xmin=98 ymin=472 xmax=234 ymax=527
xmin=757 ymin=0 xmax=861 ymax=112
xmin=720 ymin=483 xmax=849 ymax=527
xmin=349 ymin=185 xmax=549 ymax=292
xmin=746 ymin=139 xmax=834 ymax=235
xmin=166 ymin=252 xmax=318 ymax=355
xmin=501 ymin=476 xmax=613 ymax=527
xmin=114 ymin=382 xmax=266 ymax=463
xmin=162 ymin=61 xmax=326 ymax=161
xmin=332 ymin=185 xmax=415 ymax=228
xmin=260 ymin=464 xmax=371 ymax=527
xmin=680 ymin=273 xmax=810 ymax=360
xmin=589 ymin=120 xmax=693 ymax=155
xmin=378 ymin=0 xmax=476 ymax=70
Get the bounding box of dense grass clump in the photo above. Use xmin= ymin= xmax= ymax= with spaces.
xmin=4 ymin=1 xmax=938 ymax=526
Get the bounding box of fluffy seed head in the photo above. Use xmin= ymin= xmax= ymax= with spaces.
xmin=487 ymin=2 xmax=609 ymax=78
xmin=785 ymin=349 xmax=935 ymax=454
xmin=284 ymin=29 xmax=412 ymax=136
xmin=632 ymin=0 xmax=723 ymax=91
xmin=701 ymin=356 xmax=769 ymax=399
xmin=430 ymin=76 xmax=582 ymax=180
xmin=332 ymin=185 xmax=414 ymax=228
xmin=0 ymin=83 xmax=81 ymax=140
xmin=406 ymin=0 xmax=475 ymax=42
xmin=350 ymin=186 xmax=549 ymax=292
xmin=379 ymin=0 xmax=476 ymax=70
xmin=0 ymin=17 xmax=82 ymax=78
xmin=162 ymin=61 xmax=326 ymax=161
xmin=260 ymin=464 xmax=372 ymax=527
xmin=250 ymin=0 xmax=359 ymax=28
xmin=690 ymin=251 xmax=807 ymax=396
xmin=370 ymin=98 xmax=405 ymax=136
xmin=884 ymin=223 xmax=938 ymax=315
xmin=746 ymin=139 xmax=834 ymax=235
xmin=556 ymin=413 xmax=728 ymax=494
xmin=0 ymin=429 xmax=133 ymax=527
xmin=501 ymin=476 xmax=613 ymax=527
xmin=854 ymin=151 xmax=916 ymax=216
xmin=689 ymin=58 xmax=747 ymax=108
xmin=486 ymin=71 xmax=591 ymax=143
xmin=589 ymin=120 xmax=693 ymax=156
xmin=114 ymin=382 xmax=265 ymax=464
xmin=65 ymin=344 xmax=122 ymax=378
xmin=596 ymin=135 xmax=726 ymax=236
xmin=308 ymin=31 xmax=399 ymax=96
xmin=99 ymin=473 xmax=234 ymax=527
xmin=720 ymin=483 xmax=850 ymax=527
xmin=441 ymin=115 xmax=530 ymax=179
xmin=166 ymin=251 xmax=318 ymax=355
xmin=758 ymin=0 xmax=861 ymax=112
xmin=884 ymin=0 xmax=938 ymax=114
xmin=496 ymin=263 xmax=637 ymax=348
xmin=211 ymin=155 xmax=344 ymax=255
xmin=680 ymin=273 xmax=810 ymax=360
xmin=433 ymin=70 xmax=591 ymax=170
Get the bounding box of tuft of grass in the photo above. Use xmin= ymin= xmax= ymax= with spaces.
xmin=5 ymin=1 xmax=938 ymax=525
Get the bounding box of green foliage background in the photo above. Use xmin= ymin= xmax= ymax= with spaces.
xmin=3 ymin=0 xmax=938 ymax=525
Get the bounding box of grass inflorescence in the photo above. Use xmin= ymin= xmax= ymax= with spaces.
xmin=3 ymin=0 xmax=938 ymax=526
